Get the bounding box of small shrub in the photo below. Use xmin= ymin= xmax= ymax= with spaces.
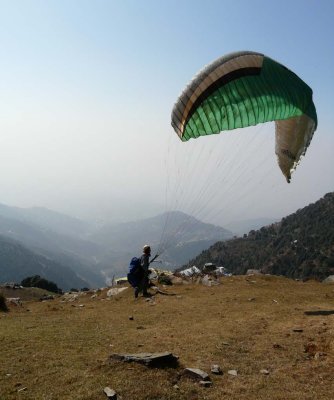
xmin=0 ymin=292 xmax=8 ymax=312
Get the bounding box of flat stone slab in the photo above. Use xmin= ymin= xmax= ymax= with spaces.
xmin=304 ymin=310 xmax=334 ymax=316
xmin=109 ymin=352 xmax=179 ymax=368
xmin=199 ymin=380 xmax=213 ymax=387
xmin=228 ymin=369 xmax=238 ymax=376
xmin=182 ymin=368 xmax=211 ymax=381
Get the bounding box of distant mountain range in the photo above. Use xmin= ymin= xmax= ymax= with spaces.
xmin=0 ymin=204 xmax=232 ymax=288
xmin=182 ymin=192 xmax=334 ymax=281
xmin=0 ymin=235 xmax=88 ymax=291
xmin=90 ymin=211 xmax=233 ymax=278
xmin=0 ymin=203 xmax=92 ymax=238
xmin=0 ymin=204 xmax=105 ymax=288
xmin=3 ymin=192 xmax=332 ymax=288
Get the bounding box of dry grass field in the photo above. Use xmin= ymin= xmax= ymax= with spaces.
xmin=1 ymin=275 xmax=334 ymax=400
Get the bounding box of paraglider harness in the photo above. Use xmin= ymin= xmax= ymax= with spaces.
xmin=127 ymin=254 xmax=159 ymax=288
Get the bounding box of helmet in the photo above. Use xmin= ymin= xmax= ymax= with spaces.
xmin=143 ymin=244 xmax=151 ymax=254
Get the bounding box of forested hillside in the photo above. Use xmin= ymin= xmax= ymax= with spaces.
xmin=184 ymin=192 xmax=334 ymax=280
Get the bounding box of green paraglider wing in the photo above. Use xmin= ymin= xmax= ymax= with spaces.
xmin=171 ymin=51 xmax=317 ymax=182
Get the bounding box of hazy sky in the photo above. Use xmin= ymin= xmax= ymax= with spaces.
xmin=1 ymin=0 xmax=333 ymax=225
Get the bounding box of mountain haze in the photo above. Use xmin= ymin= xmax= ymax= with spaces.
xmin=0 ymin=208 xmax=105 ymax=288
xmin=90 ymin=211 xmax=233 ymax=278
xmin=0 ymin=205 xmax=232 ymax=286
xmin=0 ymin=235 xmax=89 ymax=291
xmin=0 ymin=203 xmax=93 ymax=238
xmin=1 ymin=192 xmax=333 ymax=287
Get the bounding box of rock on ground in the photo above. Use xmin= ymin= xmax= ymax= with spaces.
xmin=103 ymin=387 xmax=117 ymax=399
xmin=109 ymin=352 xmax=179 ymax=368
xmin=182 ymin=368 xmax=211 ymax=381
xmin=211 ymin=364 xmax=222 ymax=375
xmin=107 ymin=287 xmax=128 ymax=297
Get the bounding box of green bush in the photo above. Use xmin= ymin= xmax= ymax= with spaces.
xmin=0 ymin=292 xmax=8 ymax=312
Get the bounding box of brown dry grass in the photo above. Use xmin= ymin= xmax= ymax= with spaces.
xmin=0 ymin=275 xmax=333 ymax=400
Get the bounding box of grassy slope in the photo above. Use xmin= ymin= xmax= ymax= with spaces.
xmin=0 ymin=287 xmax=56 ymax=301
xmin=0 ymin=276 xmax=333 ymax=400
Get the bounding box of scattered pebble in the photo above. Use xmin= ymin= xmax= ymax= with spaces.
xmin=260 ymin=369 xmax=270 ymax=375
xmin=273 ymin=343 xmax=283 ymax=349
xmin=211 ymin=364 xmax=222 ymax=375
xmin=103 ymin=386 xmax=117 ymax=399
xmin=199 ymin=380 xmax=212 ymax=387
xmin=228 ymin=370 xmax=238 ymax=376
xmin=314 ymin=352 xmax=327 ymax=360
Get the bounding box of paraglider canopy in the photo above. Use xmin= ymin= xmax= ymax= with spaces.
xmin=171 ymin=51 xmax=317 ymax=182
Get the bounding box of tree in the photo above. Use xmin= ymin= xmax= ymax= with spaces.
xmin=21 ymin=275 xmax=61 ymax=293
